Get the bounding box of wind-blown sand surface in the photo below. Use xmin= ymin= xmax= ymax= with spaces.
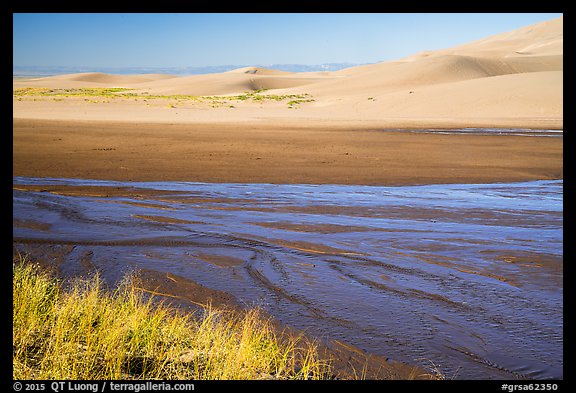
xmin=13 ymin=17 xmax=563 ymax=185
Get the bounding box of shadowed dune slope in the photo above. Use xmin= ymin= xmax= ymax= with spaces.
xmin=136 ymin=71 xmax=334 ymax=95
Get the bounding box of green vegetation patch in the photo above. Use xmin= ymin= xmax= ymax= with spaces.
xmin=14 ymin=88 xmax=315 ymax=108
xmin=13 ymin=87 xmax=137 ymax=98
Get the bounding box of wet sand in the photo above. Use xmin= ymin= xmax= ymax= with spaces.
xmin=13 ymin=119 xmax=562 ymax=186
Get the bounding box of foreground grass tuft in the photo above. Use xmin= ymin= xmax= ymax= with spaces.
xmin=13 ymin=258 xmax=331 ymax=380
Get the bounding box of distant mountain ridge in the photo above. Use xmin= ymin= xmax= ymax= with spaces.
xmin=13 ymin=63 xmax=359 ymax=77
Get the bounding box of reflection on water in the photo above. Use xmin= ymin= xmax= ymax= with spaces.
xmin=400 ymin=128 xmax=563 ymax=137
xmin=13 ymin=177 xmax=563 ymax=379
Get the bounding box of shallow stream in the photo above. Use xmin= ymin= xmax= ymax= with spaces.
xmin=13 ymin=177 xmax=563 ymax=379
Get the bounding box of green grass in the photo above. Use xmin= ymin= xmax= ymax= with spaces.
xmin=13 ymin=88 xmax=315 ymax=108
xmin=13 ymin=257 xmax=332 ymax=380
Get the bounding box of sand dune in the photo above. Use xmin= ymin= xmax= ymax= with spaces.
xmin=13 ymin=16 xmax=563 ymax=129
xmin=13 ymin=67 xmax=335 ymax=96
xmin=138 ymin=71 xmax=334 ymax=95
xmin=20 ymin=72 xmax=178 ymax=88
xmin=58 ymin=72 xmax=178 ymax=84
xmin=335 ymin=70 xmax=562 ymax=119
xmin=13 ymin=16 xmax=563 ymax=185
xmin=12 ymin=73 xmax=179 ymax=91
xmin=294 ymin=17 xmax=563 ymax=102
xmin=300 ymin=54 xmax=550 ymax=96
xmin=225 ymin=66 xmax=292 ymax=75
xmin=403 ymin=16 xmax=563 ymax=60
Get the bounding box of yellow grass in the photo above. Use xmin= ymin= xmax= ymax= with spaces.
xmin=13 ymin=256 xmax=332 ymax=380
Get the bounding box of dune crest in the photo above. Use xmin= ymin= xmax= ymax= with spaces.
xmin=225 ymin=66 xmax=291 ymax=75
xmin=404 ymin=16 xmax=563 ymax=60
xmin=38 ymin=72 xmax=177 ymax=85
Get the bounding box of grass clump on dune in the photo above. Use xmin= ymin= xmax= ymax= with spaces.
xmin=13 ymin=257 xmax=331 ymax=380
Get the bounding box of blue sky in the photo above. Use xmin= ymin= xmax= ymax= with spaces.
xmin=13 ymin=13 xmax=562 ymax=68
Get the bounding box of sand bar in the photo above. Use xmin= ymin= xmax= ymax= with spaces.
xmin=13 ymin=118 xmax=562 ymax=186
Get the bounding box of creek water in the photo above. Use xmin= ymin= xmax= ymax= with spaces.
xmin=13 ymin=177 xmax=563 ymax=379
